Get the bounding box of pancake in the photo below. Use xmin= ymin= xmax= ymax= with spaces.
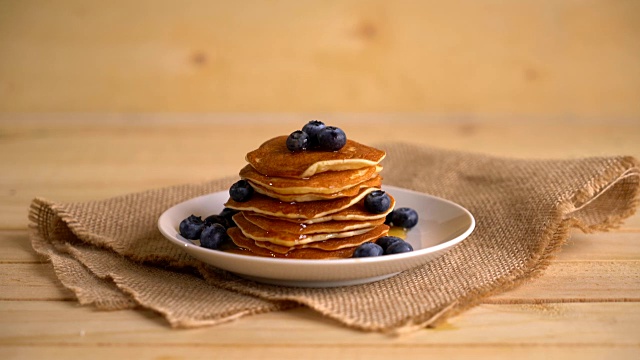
xmin=224 ymin=186 xmax=379 ymax=220
xmin=252 ymin=224 xmax=389 ymax=254
xmin=233 ymin=213 xmax=375 ymax=246
xmin=228 ymin=227 xmax=360 ymax=259
xmin=243 ymin=212 xmax=385 ymax=234
xmin=249 ymin=176 xmax=382 ymax=202
xmin=251 ymin=195 xmax=396 ymax=224
xmin=246 ymin=136 xmax=386 ymax=178
xmin=240 ymin=164 xmax=381 ymax=195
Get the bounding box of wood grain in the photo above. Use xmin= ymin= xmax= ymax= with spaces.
xmin=1 ymin=1 xmax=639 ymax=116
xmin=1 ymin=301 xmax=639 ymax=347
xmin=1 ymin=346 xmax=638 ymax=360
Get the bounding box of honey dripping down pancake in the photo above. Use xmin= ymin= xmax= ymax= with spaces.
xmin=240 ymin=163 xmax=382 ymax=195
xmin=233 ymin=212 xmax=377 ymax=246
xmin=250 ymin=176 xmax=382 ymax=202
xmin=246 ymin=136 xmax=386 ymax=178
xmin=249 ymin=225 xmax=390 ymax=254
xmin=242 ymin=212 xmax=385 ymax=234
xmin=228 ymin=227 xmax=371 ymax=259
xmin=227 ymin=195 xmax=395 ymax=224
xmin=224 ymin=186 xmax=381 ymax=220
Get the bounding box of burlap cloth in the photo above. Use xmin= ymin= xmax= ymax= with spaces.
xmin=28 ymin=144 xmax=640 ymax=333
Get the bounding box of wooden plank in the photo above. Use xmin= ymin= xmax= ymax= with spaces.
xmin=2 ymin=258 xmax=638 ymax=303
xmin=0 ymin=231 xmax=43 ymax=263
xmin=1 ymin=115 xmax=639 ymax=229
xmin=559 ymin=231 xmax=640 ymax=260
xmin=0 ymin=301 xmax=639 ymax=347
xmin=488 ymin=260 xmax=640 ymax=303
xmin=0 ymin=264 xmax=75 ymax=301
xmin=1 ymin=345 xmax=638 ymax=360
xmin=1 ymin=1 xmax=639 ymax=116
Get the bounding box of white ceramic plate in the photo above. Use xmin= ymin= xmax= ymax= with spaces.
xmin=158 ymin=185 xmax=475 ymax=288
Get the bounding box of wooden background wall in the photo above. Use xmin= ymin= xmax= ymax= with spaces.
xmin=1 ymin=0 xmax=639 ymax=117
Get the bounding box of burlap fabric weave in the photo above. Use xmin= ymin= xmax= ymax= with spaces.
xmin=29 ymin=144 xmax=640 ymax=333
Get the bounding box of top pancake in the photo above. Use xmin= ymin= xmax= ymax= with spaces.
xmin=246 ymin=135 xmax=386 ymax=178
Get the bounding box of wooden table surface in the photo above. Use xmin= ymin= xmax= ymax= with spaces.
xmin=1 ymin=114 xmax=639 ymax=359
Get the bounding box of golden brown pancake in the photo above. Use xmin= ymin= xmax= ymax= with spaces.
xmin=224 ymin=186 xmax=379 ymax=220
xmin=249 ymin=176 xmax=382 ymax=202
xmin=240 ymin=164 xmax=381 ymax=195
xmin=243 ymin=212 xmax=386 ymax=234
xmin=233 ymin=212 xmax=375 ymax=246
xmin=252 ymin=224 xmax=390 ymax=254
xmin=228 ymin=227 xmax=360 ymax=259
xmin=247 ymin=195 xmax=396 ymax=224
xmin=245 ymin=136 xmax=386 ymax=178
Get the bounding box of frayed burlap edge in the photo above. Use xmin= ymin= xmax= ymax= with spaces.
xmin=415 ymin=156 xmax=640 ymax=332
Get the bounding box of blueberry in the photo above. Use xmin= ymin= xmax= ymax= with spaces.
xmin=229 ymin=180 xmax=253 ymax=202
xmin=317 ymin=126 xmax=347 ymax=151
xmin=179 ymin=215 xmax=205 ymax=240
xmin=286 ymin=130 xmax=309 ymax=152
xmin=204 ymin=214 xmax=229 ymax=229
xmin=219 ymin=207 xmax=239 ymax=227
xmin=301 ymin=120 xmax=325 ymax=148
xmin=384 ymin=211 xmax=394 ymax=225
xmin=390 ymin=207 xmax=419 ymax=229
xmin=386 ymin=241 xmax=414 ymax=255
xmin=364 ymin=190 xmax=391 ymax=214
xmin=375 ymin=236 xmax=404 ymax=252
xmin=200 ymin=223 xmax=229 ymax=250
xmin=352 ymin=242 xmax=384 ymax=258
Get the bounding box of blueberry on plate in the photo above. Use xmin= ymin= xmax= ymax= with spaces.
xmin=384 ymin=211 xmax=394 ymax=225
xmin=286 ymin=130 xmax=309 ymax=152
xmin=204 ymin=214 xmax=229 ymax=229
xmin=390 ymin=207 xmax=419 ymax=229
xmin=386 ymin=241 xmax=414 ymax=255
xmin=200 ymin=223 xmax=229 ymax=250
xmin=301 ymin=120 xmax=325 ymax=148
xmin=352 ymin=242 xmax=384 ymax=258
xmin=375 ymin=236 xmax=404 ymax=252
xmin=317 ymin=126 xmax=347 ymax=151
xmin=229 ymin=180 xmax=253 ymax=202
xmin=179 ymin=215 xmax=205 ymax=240
xmin=364 ymin=190 xmax=391 ymax=214
xmin=219 ymin=207 xmax=239 ymax=227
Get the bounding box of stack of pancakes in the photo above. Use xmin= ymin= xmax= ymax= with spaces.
xmin=224 ymin=135 xmax=394 ymax=259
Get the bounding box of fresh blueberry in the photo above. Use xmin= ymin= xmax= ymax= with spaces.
xmin=286 ymin=130 xmax=309 ymax=152
xmin=229 ymin=180 xmax=253 ymax=202
xmin=317 ymin=126 xmax=347 ymax=151
xmin=364 ymin=190 xmax=391 ymax=214
xmin=386 ymin=241 xmax=414 ymax=255
xmin=219 ymin=207 xmax=239 ymax=227
xmin=301 ymin=120 xmax=325 ymax=148
xmin=200 ymin=223 xmax=229 ymax=250
xmin=384 ymin=211 xmax=394 ymax=225
xmin=375 ymin=236 xmax=404 ymax=252
xmin=179 ymin=215 xmax=205 ymax=240
xmin=204 ymin=214 xmax=229 ymax=229
xmin=390 ymin=207 xmax=419 ymax=229
xmin=352 ymin=242 xmax=384 ymax=258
